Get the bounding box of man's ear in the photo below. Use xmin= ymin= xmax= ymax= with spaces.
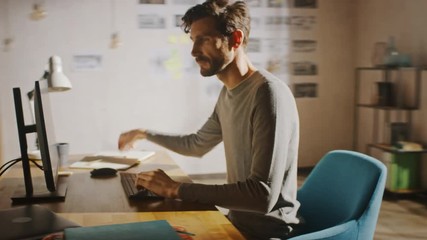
xmin=231 ymin=30 xmax=244 ymax=49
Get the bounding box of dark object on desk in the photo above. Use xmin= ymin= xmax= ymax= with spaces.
xmin=120 ymin=172 xmax=164 ymax=200
xmin=64 ymin=220 xmax=181 ymax=240
xmin=90 ymin=168 xmax=118 ymax=178
xmin=11 ymin=81 xmax=68 ymax=204
xmin=0 ymin=204 xmax=80 ymax=240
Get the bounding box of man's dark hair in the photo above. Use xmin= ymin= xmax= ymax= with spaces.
xmin=181 ymin=0 xmax=251 ymax=47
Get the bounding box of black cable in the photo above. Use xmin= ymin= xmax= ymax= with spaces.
xmin=0 ymin=158 xmax=21 ymax=176
xmin=0 ymin=157 xmax=44 ymax=176
xmin=0 ymin=157 xmax=21 ymax=172
xmin=30 ymin=159 xmax=44 ymax=170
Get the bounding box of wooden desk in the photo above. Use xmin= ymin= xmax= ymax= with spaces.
xmin=0 ymin=151 xmax=245 ymax=239
xmin=0 ymin=151 xmax=215 ymax=212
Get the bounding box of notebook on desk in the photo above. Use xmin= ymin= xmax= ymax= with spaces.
xmin=69 ymin=150 xmax=155 ymax=170
xmin=0 ymin=205 xmax=80 ymax=240
xmin=64 ymin=220 xmax=181 ymax=240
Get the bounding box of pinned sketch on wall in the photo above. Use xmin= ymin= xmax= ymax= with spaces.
xmin=292 ymin=40 xmax=316 ymax=52
xmin=138 ymin=14 xmax=166 ymax=29
xmin=149 ymin=48 xmax=184 ymax=79
xmin=268 ymin=0 xmax=291 ymax=8
xmin=292 ymin=61 xmax=317 ymax=76
xmin=151 ymin=51 xmax=177 ymax=79
xmin=72 ymin=54 xmax=102 ymax=71
xmin=265 ymin=16 xmax=290 ymax=30
xmin=139 ymin=0 xmax=165 ymax=4
xmin=174 ymin=14 xmax=184 ymax=27
xmin=258 ymin=39 xmax=290 ymax=77
xmin=148 ymin=33 xmax=196 ymax=80
xmin=267 ymin=56 xmax=288 ymax=76
xmin=294 ymin=83 xmax=317 ymax=98
xmin=172 ymin=0 xmax=200 ymax=5
xmin=294 ymin=0 xmax=317 ymax=8
xmin=290 ymin=15 xmax=316 ymax=31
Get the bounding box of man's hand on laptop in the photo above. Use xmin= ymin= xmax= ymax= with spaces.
xmin=135 ymin=169 xmax=181 ymax=199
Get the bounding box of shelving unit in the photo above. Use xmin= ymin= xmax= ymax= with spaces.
xmin=353 ymin=67 xmax=426 ymax=193
xmin=353 ymin=67 xmax=424 ymax=148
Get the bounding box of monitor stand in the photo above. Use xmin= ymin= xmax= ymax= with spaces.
xmin=11 ymin=176 xmax=68 ymax=204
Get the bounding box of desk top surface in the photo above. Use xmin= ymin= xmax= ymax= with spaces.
xmin=0 ymin=151 xmax=216 ymax=212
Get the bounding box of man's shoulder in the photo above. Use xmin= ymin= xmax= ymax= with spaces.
xmin=256 ymin=69 xmax=282 ymax=82
xmin=252 ymin=70 xmax=296 ymax=106
xmin=254 ymin=70 xmax=290 ymax=93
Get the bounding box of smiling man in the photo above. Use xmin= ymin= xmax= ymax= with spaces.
xmin=118 ymin=1 xmax=301 ymax=239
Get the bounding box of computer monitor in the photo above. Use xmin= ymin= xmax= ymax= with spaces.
xmin=11 ymin=79 xmax=67 ymax=203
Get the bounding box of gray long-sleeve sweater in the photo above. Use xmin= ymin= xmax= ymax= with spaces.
xmin=146 ymin=69 xmax=300 ymax=239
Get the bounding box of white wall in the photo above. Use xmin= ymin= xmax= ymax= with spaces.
xmin=0 ymin=0 xmax=359 ymax=172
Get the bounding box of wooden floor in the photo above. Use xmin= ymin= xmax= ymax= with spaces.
xmin=375 ymin=192 xmax=427 ymax=240
xmin=191 ymin=171 xmax=427 ymax=240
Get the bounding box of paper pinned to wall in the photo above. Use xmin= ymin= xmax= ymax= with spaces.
xmin=72 ymin=54 xmax=103 ymax=71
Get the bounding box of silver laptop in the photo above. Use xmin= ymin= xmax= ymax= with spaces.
xmin=0 ymin=205 xmax=80 ymax=240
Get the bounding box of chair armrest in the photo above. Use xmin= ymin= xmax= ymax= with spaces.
xmin=288 ymin=220 xmax=358 ymax=240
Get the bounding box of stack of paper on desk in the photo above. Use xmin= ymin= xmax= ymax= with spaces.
xmin=69 ymin=150 xmax=155 ymax=170
xmin=64 ymin=220 xmax=181 ymax=240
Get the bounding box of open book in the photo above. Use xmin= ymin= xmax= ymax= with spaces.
xmin=69 ymin=150 xmax=155 ymax=170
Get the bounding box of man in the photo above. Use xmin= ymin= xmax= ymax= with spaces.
xmin=118 ymin=0 xmax=300 ymax=239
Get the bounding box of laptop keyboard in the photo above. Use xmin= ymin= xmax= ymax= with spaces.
xmin=119 ymin=172 xmax=163 ymax=200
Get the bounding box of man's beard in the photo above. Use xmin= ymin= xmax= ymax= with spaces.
xmin=198 ymin=53 xmax=231 ymax=77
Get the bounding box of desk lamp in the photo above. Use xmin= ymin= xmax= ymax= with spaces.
xmin=27 ymin=56 xmax=72 ymax=158
xmin=47 ymin=56 xmax=72 ymax=91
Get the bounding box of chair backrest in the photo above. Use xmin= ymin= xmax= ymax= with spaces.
xmin=296 ymin=150 xmax=386 ymax=239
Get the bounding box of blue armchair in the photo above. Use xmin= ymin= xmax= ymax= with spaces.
xmin=288 ymin=150 xmax=387 ymax=240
